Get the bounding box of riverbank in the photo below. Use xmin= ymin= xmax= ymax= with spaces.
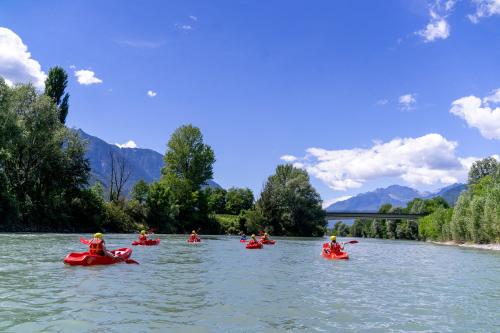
xmin=429 ymin=240 xmax=500 ymax=251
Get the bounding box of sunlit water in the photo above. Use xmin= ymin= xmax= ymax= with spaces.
xmin=0 ymin=234 xmax=499 ymax=332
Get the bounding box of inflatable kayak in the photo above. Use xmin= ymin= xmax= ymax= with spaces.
xmin=64 ymin=248 xmax=133 ymax=266
xmin=240 ymin=239 xmax=247 ymax=243
xmin=187 ymin=238 xmax=201 ymax=243
xmin=246 ymin=241 xmax=263 ymax=249
xmin=132 ymin=238 xmax=160 ymax=246
xmin=260 ymin=239 xmax=276 ymax=245
xmin=321 ymin=243 xmax=349 ymax=260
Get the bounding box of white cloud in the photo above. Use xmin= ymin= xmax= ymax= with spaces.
xmin=322 ymin=196 xmax=353 ymax=209
xmin=280 ymin=155 xmax=298 ymax=162
xmin=178 ymin=24 xmax=193 ymax=31
xmin=376 ymin=99 xmax=389 ymax=106
xmin=189 ymin=15 xmax=198 ymax=21
xmin=115 ymin=140 xmax=138 ymax=149
xmin=0 ymin=27 xmax=46 ymax=89
xmin=417 ymin=1 xmax=455 ymax=42
xmin=399 ymin=94 xmax=417 ymax=111
xmin=74 ymin=69 xmax=102 ymax=85
xmin=288 ymin=133 xmax=475 ymax=191
xmin=469 ymin=0 xmax=500 ymax=22
xmin=147 ymin=90 xmax=157 ymax=98
xmin=450 ymin=89 xmax=500 ymax=140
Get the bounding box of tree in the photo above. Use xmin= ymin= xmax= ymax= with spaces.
xmin=468 ymin=157 xmax=498 ymax=185
xmin=225 ymin=187 xmax=254 ymax=215
xmin=44 ymin=66 xmax=70 ymax=123
xmin=131 ymin=180 xmax=150 ymax=204
xmin=108 ymin=151 xmax=131 ymax=202
xmin=162 ymin=124 xmax=215 ymax=189
xmin=205 ymin=187 xmax=227 ymax=214
xmin=332 ymin=221 xmax=349 ymax=237
xmin=256 ymin=164 xmax=326 ymax=236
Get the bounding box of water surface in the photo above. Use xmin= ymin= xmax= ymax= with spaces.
xmin=0 ymin=234 xmax=499 ymax=332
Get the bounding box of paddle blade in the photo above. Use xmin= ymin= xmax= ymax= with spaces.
xmin=125 ymin=259 xmax=139 ymax=264
xmin=79 ymin=237 xmax=90 ymax=245
xmin=345 ymin=240 xmax=359 ymax=244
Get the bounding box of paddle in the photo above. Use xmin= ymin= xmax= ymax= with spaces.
xmin=342 ymin=240 xmax=359 ymax=245
xmin=79 ymin=237 xmax=90 ymax=245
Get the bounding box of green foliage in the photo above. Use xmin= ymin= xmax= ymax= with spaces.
xmin=131 ymin=180 xmax=150 ymax=204
xmin=242 ymin=208 xmax=266 ymax=234
xmin=215 ymin=214 xmax=241 ymax=234
xmin=44 ymin=66 xmax=70 ymax=123
xmin=331 ymin=221 xmax=350 ymax=236
xmin=205 ymin=187 xmax=227 ymax=214
xmin=468 ymin=157 xmax=498 ymax=185
xmin=145 ymin=181 xmax=179 ymax=233
xmin=162 ymin=124 xmax=215 ymax=189
xmin=225 ymin=187 xmax=254 ymax=215
xmin=256 ymin=164 xmax=326 ymax=236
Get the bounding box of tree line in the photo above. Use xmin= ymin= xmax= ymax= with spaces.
xmin=0 ymin=68 xmax=326 ymax=236
xmin=331 ymin=157 xmax=500 ymax=244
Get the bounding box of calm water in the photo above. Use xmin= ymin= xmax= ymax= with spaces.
xmin=0 ymin=234 xmax=499 ymax=333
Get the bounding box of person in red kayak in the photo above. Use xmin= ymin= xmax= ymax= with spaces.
xmin=248 ymin=234 xmax=258 ymax=245
xmin=326 ymin=235 xmax=343 ymax=254
xmin=261 ymin=232 xmax=270 ymax=242
xmin=89 ymin=233 xmax=117 ymax=258
xmin=138 ymin=230 xmax=149 ymax=243
xmin=188 ymin=230 xmax=200 ymax=242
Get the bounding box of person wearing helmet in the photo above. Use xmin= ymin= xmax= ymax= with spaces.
xmin=327 ymin=235 xmax=343 ymax=254
xmin=248 ymin=234 xmax=258 ymax=245
xmin=89 ymin=233 xmax=116 ymax=258
xmin=189 ymin=230 xmax=200 ymax=242
xmin=138 ymin=230 xmax=149 ymax=243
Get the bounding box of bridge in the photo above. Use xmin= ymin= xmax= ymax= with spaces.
xmin=325 ymin=211 xmax=425 ymax=220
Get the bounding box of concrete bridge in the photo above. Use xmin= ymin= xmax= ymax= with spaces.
xmin=325 ymin=211 xmax=425 ymax=220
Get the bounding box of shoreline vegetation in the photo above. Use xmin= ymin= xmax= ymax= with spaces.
xmin=0 ymin=70 xmax=326 ymax=236
xmin=429 ymin=241 xmax=500 ymax=252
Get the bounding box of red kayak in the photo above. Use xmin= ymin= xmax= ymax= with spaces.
xmin=321 ymin=243 xmax=349 ymax=260
xmin=246 ymin=241 xmax=263 ymax=249
xmin=187 ymin=238 xmax=201 ymax=243
xmin=64 ymin=248 xmax=133 ymax=266
xmin=260 ymin=239 xmax=276 ymax=245
xmin=240 ymin=239 xmax=247 ymax=243
xmin=132 ymin=238 xmax=160 ymax=246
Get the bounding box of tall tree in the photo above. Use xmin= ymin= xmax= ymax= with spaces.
xmin=44 ymin=66 xmax=70 ymax=123
xmin=162 ymin=124 xmax=215 ymax=189
xmin=256 ymin=164 xmax=326 ymax=236
xmin=468 ymin=157 xmax=498 ymax=185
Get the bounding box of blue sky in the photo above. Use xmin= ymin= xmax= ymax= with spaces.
xmin=1 ymin=0 xmax=499 ymax=205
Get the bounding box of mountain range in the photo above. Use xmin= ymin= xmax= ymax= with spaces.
xmin=78 ymin=129 xmax=220 ymax=196
xmin=326 ymin=183 xmax=467 ymax=212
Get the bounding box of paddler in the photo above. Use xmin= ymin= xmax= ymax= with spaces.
xmin=248 ymin=234 xmax=258 ymax=245
xmin=327 ymin=235 xmax=343 ymax=254
xmin=240 ymin=232 xmax=247 ymax=241
xmin=189 ymin=230 xmax=199 ymax=242
xmin=261 ymin=232 xmax=270 ymax=241
xmin=138 ymin=230 xmax=149 ymax=243
xmin=89 ymin=233 xmax=117 ymax=258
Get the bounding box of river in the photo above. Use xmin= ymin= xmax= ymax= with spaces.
xmin=0 ymin=234 xmax=499 ymax=332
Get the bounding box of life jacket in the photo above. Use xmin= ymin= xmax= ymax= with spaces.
xmin=249 ymin=238 xmax=257 ymax=244
xmin=330 ymin=242 xmax=342 ymax=254
xmin=139 ymin=235 xmax=147 ymax=242
xmin=189 ymin=234 xmax=198 ymax=241
xmin=89 ymin=238 xmax=105 ymax=256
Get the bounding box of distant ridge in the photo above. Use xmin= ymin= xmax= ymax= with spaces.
xmin=78 ymin=129 xmax=221 ymax=195
xmin=326 ymin=183 xmax=466 ymax=212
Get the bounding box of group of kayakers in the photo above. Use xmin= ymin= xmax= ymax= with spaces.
xmin=240 ymin=232 xmax=271 ymax=244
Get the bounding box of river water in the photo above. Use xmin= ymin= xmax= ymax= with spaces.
xmin=0 ymin=234 xmax=499 ymax=332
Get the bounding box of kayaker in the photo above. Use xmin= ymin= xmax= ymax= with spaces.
xmin=189 ymin=230 xmax=199 ymax=242
xmin=89 ymin=233 xmax=117 ymax=258
xmin=240 ymin=233 xmax=247 ymax=241
xmin=261 ymin=232 xmax=270 ymax=241
xmin=327 ymin=235 xmax=343 ymax=254
xmin=138 ymin=230 xmax=149 ymax=242
xmin=248 ymin=234 xmax=258 ymax=245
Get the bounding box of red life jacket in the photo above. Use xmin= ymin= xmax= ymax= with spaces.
xmin=189 ymin=234 xmax=198 ymax=241
xmin=139 ymin=235 xmax=147 ymax=242
xmin=331 ymin=242 xmax=342 ymax=254
xmin=89 ymin=238 xmax=105 ymax=256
